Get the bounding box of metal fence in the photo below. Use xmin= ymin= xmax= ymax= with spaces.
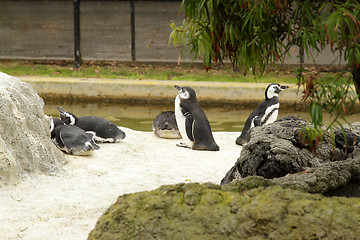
xmin=0 ymin=0 xmax=187 ymax=67
xmin=0 ymin=0 xmax=345 ymax=67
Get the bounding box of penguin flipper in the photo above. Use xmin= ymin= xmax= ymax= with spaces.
xmin=56 ymin=132 xmax=70 ymax=153
xmin=237 ymin=115 xmax=261 ymax=146
xmin=236 ymin=114 xmax=256 ymax=146
xmin=91 ymin=140 xmax=100 ymax=150
xmin=53 ymin=133 xmax=65 ymax=150
xmin=86 ymin=132 xmax=100 ymax=150
xmin=86 ymin=132 xmax=96 ymax=140
xmin=253 ymin=115 xmax=263 ymax=127
xmin=184 ymin=112 xmax=195 ymax=142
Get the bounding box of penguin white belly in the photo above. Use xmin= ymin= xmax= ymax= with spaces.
xmin=95 ymin=135 xmax=117 ymax=143
xmin=83 ymin=131 xmax=112 ymax=143
xmin=261 ymin=103 xmax=279 ymax=125
xmin=175 ymin=96 xmax=193 ymax=147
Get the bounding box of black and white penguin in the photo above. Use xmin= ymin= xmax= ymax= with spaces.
xmin=236 ymin=83 xmax=289 ymax=145
xmin=174 ymin=85 xmax=219 ymax=151
xmin=50 ymin=117 xmax=100 ymax=156
xmin=50 ymin=117 xmax=65 ymax=131
xmin=57 ymin=106 xmax=126 ymax=143
xmin=152 ymin=111 xmax=181 ymax=139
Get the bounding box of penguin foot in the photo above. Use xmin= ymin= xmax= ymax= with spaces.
xmin=176 ymin=143 xmax=191 ymax=149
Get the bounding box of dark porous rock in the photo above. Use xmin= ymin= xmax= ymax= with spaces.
xmin=335 ymin=128 xmax=360 ymax=154
xmin=221 ymin=117 xmax=360 ymax=194
xmin=274 ymin=157 xmax=360 ymax=193
xmin=88 ymin=181 xmax=360 ymax=240
xmin=324 ymin=178 xmax=360 ymax=198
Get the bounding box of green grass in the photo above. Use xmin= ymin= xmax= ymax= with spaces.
xmin=0 ymin=60 xmax=299 ymax=83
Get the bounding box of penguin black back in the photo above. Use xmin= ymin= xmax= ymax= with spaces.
xmin=76 ymin=116 xmax=126 ymax=142
xmin=152 ymin=111 xmax=181 ymax=139
xmin=57 ymin=106 xmax=126 ymax=143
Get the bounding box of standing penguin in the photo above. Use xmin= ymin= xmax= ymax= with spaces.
xmin=50 ymin=117 xmax=100 ymax=156
xmin=174 ymin=85 xmax=219 ymax=151
xmin=236 ymin=83 xmax=289 ymax=145
xmin=57 ymin=106 xmax=126 ymax=143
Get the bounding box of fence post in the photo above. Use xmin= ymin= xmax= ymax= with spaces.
xmin=74 ymin=0 xmax=81 ymax=68
xmin=130 ymin=0 xmax=135 ymax=61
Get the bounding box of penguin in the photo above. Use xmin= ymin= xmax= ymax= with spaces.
xmin=57 ymin=106 xmax=126 ymax=143
xmin=152 ymin=111 xmax=181 ymax=139
xmin=50 ymin=117 xmax=100 ymax=156
xmin=236 ymin=83 xmax=289 ymax=145
xmin=174 ymin=85 xmax=219 ymax=151
xmin=49 ymin=116 xmax=65 ymax=131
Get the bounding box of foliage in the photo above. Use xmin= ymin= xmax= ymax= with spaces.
xmin=170 ymin=0 xmax=291 ymax=72
xmin=170 ymin=0 xmax=360 ymax=149
xmin=300 ymin=71 xmax=358 ymax=151
xmin=170 ymin=0 xmax=360 ymax=72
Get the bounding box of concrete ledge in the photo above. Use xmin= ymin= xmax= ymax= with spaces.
xmin=20 ymin=76 xmax=305 ymax=106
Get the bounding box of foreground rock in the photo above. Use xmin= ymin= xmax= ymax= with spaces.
xmin=0 ymin=72 xmax=67 ymax=186
xmin=88 ymin=180 xmax=360 ymax=240
xmin=221 ymin=117 xmax=360 ymax=194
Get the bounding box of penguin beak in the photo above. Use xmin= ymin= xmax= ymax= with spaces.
xmin=174 ymin=85 xmax=182 ymax=91
xmin=280 ymin=85 xmax=289 ymax=90
xmin=57 ymin=106 xmax=66 ymax=114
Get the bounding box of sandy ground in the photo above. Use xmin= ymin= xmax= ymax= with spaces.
xmin=0 ymin=127 xmax=242 ymax=240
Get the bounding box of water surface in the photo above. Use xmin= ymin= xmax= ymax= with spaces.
xmin=44 ymin=102 xmax=360 ymax=132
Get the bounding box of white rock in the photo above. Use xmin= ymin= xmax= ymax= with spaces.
xmin=0 ymin=72 xmax=67 ymax=185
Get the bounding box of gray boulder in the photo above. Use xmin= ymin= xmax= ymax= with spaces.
xmin=0 ymin=72 xmax=67 ymax=186
xmin=221 ymin=117 xmax=360 ymax=194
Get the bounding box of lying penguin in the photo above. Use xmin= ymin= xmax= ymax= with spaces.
xmin=50 ymin=117 xmax=100 ymax=156
xmin=57 ymin=106 xmax=126 ymax=143
xmin=236 ymin=83 xmax=289 ymax=145
xmin=174 ymin=85 xmax=219 ymax=151
xmin=152 ymin=111 xmax=181 ymax=139
xmin=51 ymin=117 xmax=65 ymax=129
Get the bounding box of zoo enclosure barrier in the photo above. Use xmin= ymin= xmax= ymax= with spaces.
xmin=0 ymin=0 xmax=344 ymax=67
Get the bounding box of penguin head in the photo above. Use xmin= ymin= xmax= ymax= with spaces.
xmin=174 ymin=85 xmax=196 ymax=101
xmin=49 ymin=116 xmax=65 ymax=138
xmin=57 ymin=106 xmax=78 ymax=125
xmin=50 ymin=125 xmax=63 ymax=140
xmin=265 ymin=83 xmax=289 ymax=100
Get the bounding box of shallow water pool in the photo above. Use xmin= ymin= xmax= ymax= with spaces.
xmin=44 ymin=102 xmax=360 ymax=132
